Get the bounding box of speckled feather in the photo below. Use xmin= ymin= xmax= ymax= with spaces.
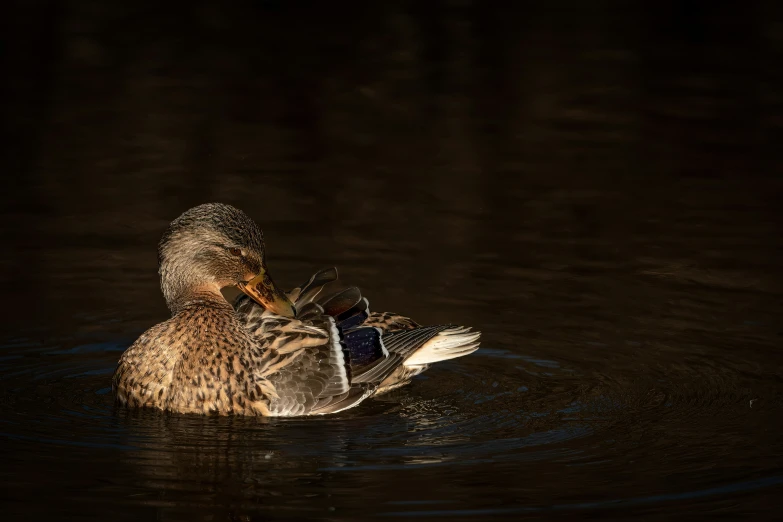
xmin=114 ymin=296 xmax=277 ymax=415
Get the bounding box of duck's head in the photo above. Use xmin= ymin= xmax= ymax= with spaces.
xmin=158 ymin=203 xmax=295 ymax=317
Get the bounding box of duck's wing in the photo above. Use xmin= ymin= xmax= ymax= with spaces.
xmin=238 ymin=309 xmax=370 ymax=416
xmin=237 ymin=275 xmax=384 ymax=416
xmin=286 ymin=266 xmax=339 ymax=304
xmin=285 ymin=267 xmax=419 ymax=333
xmin=234 ymin=268 xmax=480 ymax=415
xmin=301 ymin=273 xmax=481 ymax=391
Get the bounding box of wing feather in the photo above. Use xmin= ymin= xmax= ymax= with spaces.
xmin=232 ymin=267 xmax=479 ymax=416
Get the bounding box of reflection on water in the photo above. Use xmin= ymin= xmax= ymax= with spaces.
xmin=2 ymin=1 xmax=783 ymax=520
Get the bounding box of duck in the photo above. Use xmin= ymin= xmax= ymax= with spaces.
xmin=112 ymin=203 xmax=481 ymax=416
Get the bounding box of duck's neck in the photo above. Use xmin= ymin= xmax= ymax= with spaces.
xmin=160 ymin=256 xmax=231 ymax=314
xmin=166 ymin=285 xmax=233 ymax=315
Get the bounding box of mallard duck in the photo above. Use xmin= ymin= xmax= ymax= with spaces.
xmin=113 ymin=203 xmax=480 ymax=416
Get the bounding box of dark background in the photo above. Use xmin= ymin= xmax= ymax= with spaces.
xmin=3 ymin=0 xmax=782 ymax=317
xmin=1 ymin=1 xmax=782 ymax=521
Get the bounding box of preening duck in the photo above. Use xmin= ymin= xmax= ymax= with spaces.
xmin=113 ymin=203 xmax=480 ymax=416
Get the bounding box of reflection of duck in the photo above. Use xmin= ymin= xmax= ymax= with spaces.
xmin=113 ymin=203 xmax=480 ymax=416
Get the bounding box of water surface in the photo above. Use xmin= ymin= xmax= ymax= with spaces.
xmin=2 ymin=2 xmax=782 ymax=520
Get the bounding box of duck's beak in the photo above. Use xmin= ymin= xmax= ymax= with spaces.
xmin=237 ymin=267 xmax=296 ymax=318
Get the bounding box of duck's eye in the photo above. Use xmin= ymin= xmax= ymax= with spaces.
xmin=228 ymin=247 xmax=242 ymax=257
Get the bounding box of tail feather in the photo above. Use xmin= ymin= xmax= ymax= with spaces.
xmin=351 ymin=325 xmax=481 ymax=385
xmin=401 ymin=327 xmax=481 ymax=367
xmin=382 ymin=326 xmax=451 ymax=357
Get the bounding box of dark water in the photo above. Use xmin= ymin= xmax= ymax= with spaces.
xmin=2 ymin=2 xmax=783 ymax=520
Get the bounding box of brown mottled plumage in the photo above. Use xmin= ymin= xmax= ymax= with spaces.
xmin=364 ymin=312 xmax=420 ymax=333
xmin=113 ymin=203 xmax=481 ymax=416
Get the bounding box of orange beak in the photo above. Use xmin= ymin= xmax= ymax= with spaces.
xmin=237 ymin=266 xmax=296 ymax=317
